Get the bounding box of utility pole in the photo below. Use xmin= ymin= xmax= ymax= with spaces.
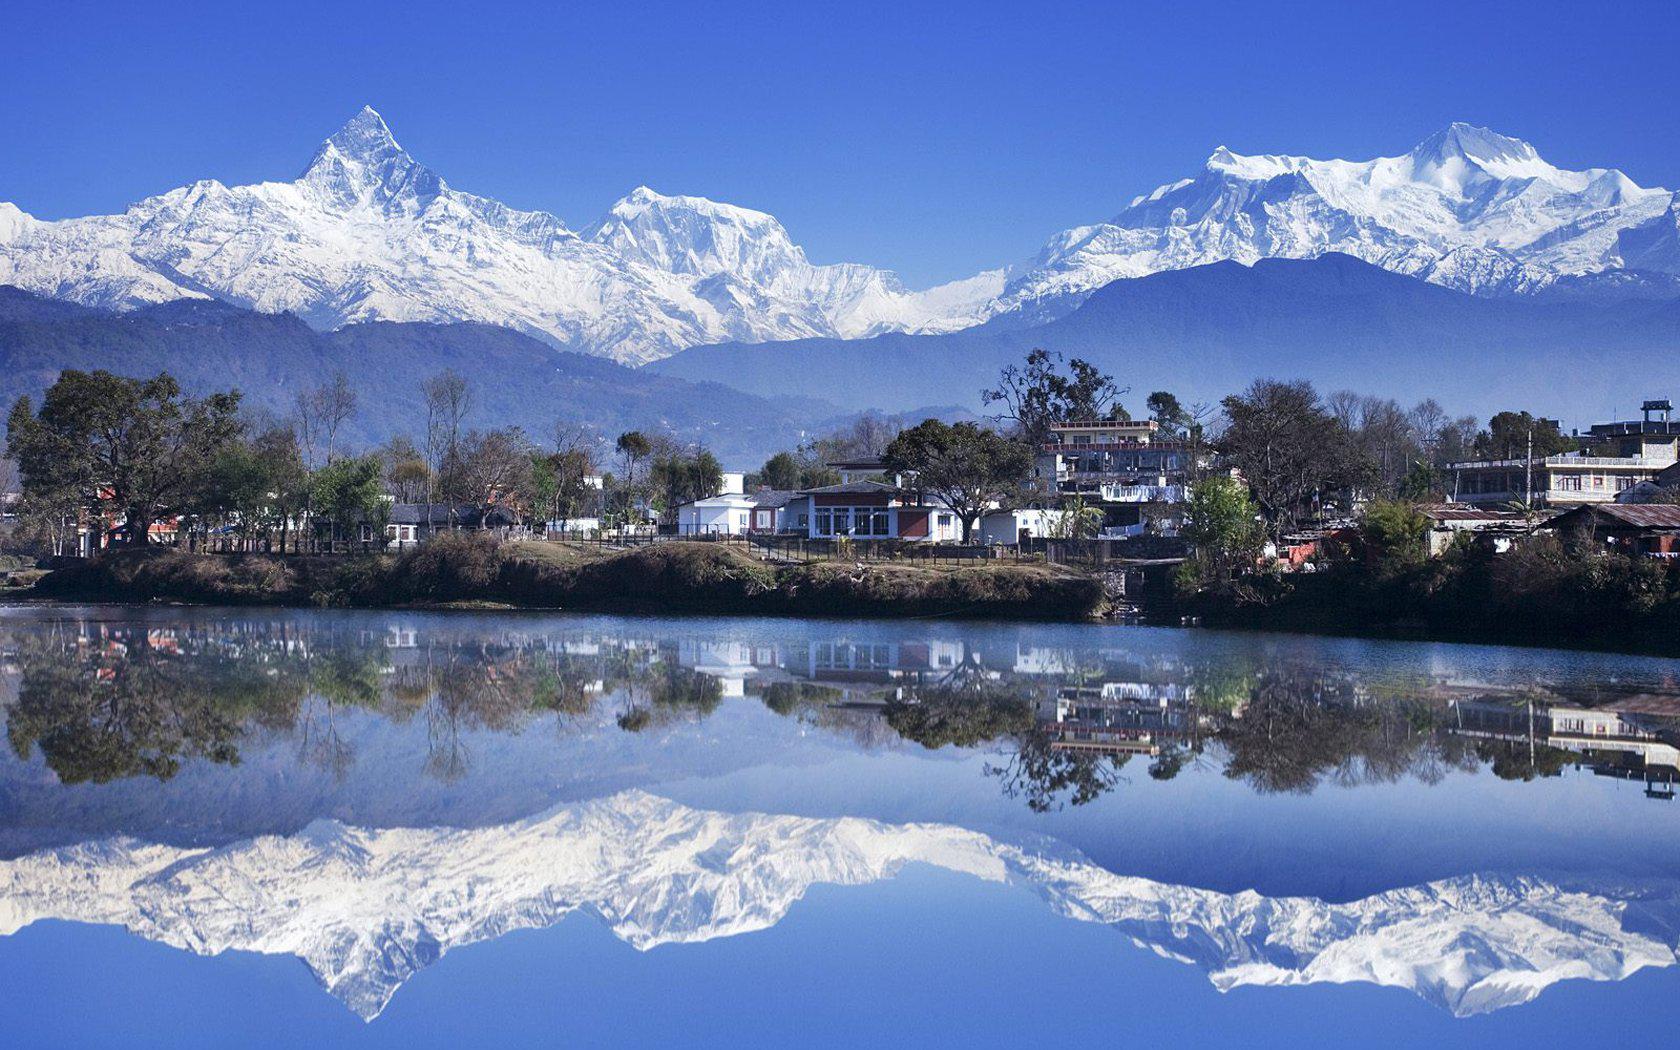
xmin=1524 ymin=425 xmax=1534 ymax=510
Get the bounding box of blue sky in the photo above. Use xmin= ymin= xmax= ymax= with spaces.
xmin=4 ymin=0 xmax=1678 ymax=286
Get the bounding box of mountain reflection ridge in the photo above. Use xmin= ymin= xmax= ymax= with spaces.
xmin=0 ymin=790 xmax=1673 ymax=1021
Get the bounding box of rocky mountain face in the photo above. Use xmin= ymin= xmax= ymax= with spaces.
xmin=2 ymin=114 xmax=1673 ymax=368
xmin=0 ymin=108 xmax=997 ymax=365
xmin=0 ymin=791 xmax=1672 ymax=1020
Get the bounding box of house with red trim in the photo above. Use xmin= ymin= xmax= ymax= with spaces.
xmin=798 ymin=481 xmax=961 ymax=542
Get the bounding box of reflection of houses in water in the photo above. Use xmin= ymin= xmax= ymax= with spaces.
xmin=1036 ymin=681 xmax=1197 ymax=756
xmin=1448 ymin=694 xmax=1680 ymax=798
xmin=676 ymin=640 xmax=786 ymax=697
xmin=1551 ymin=702 xmax=1680 ymax=798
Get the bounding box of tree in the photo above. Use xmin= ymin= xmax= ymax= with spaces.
xmin=293 ymin=371 xmax=357 ymax=469
xmin=252 ymin=425 xmax=309 ymax=551
xmin=1178 ymin=475 xmax=1262 ymax=589
xmin=982 ymin=348 xmax=1128 ymax=447
xmin=380 ymin=435 xmax=433 ymax=503
xmin=1217 ymin=379 xmax=1365 ymax=534
xmin=650 ymin=448 xmax=723 ymax=516
xmin=1475 ymin=411 xmax=1576 ymax=461
xmin=311 ymin=455 xmax=385 ymax=544
xmin=422 ymin=370 xmax=472 ymax=499
xmin=1361 ymin=499 xmax=1428 ymax=573
xmin=7 ymin=370 xmax=242 ymax=547
xmin=757 ymin=451 xmax=803 ymax=491
xmin=1047 ymin=494 xmax=1103 ymax=539
xmin=444 ymin=427 xmax=533 ymax=511
xmin=883 ymin=420 xmax=1032 ymax=543
xmin=1146 ymin=391 xmax=1188 ymax=437
xmin=610 ymin=431 xmax=654 ymax=530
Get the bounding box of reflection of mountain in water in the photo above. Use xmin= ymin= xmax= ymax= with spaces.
xmin=1 ymin=791 xmax=1674 ymax=1020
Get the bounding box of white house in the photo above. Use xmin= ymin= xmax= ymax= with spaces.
xmin=676 ymin=493 xmax=758 ymax=535
xmin=978 ymin=508 xmax=1060 ymax=545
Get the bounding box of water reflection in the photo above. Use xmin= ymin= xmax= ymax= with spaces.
xmin=3 ymin=608 xmax=1680 ymax=1024
xmin=0 ymin=790 xmax=1674 ymax=1020
xmin=7 ymin=615 xmax=1678 ymax=808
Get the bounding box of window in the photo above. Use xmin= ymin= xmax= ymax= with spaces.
xmin=1556 ymin=474 xmax=1582 ymax=492
xmin=871 ymin=510 xmax=890 ymax=536
xmin=815 ymin=509 xmax=832 ymax=535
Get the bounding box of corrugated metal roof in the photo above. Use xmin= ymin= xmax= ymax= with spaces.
xmin=1559 ymin=504 xmax=1680 ymax=528
xmin=1418 ymin=504 xmax=1530 ymax=522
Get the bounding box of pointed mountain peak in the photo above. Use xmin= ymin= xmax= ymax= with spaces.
xmin=298 ymin=106 xmax=441 ymax=209
xmin=328 ymin=105 xmax=400 ymax=158
xmin=1411 ymin=123 xmax=1540 ymax=167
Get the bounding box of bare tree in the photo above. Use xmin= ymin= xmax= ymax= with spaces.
xmin=422 ymin=371 xmax=472 ymax=501
xmin=293 ymin=372 xmax=358 ymax=469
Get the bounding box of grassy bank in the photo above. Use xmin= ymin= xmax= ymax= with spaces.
xmin=27 ymin=535 xmax=1108 ymax=621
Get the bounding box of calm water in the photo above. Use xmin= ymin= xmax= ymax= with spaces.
xmin=2 ymin=605 xmax=1678 ymax=1048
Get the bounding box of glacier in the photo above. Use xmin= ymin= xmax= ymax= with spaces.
xmin=0 ymin=790 xmax=1673 ymax=1020
xmin=1 ymin=111 xmax=1675 ymax=364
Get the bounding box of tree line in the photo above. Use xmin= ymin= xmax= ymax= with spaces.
xmin=2 ymin=350 xmax=1608 ymax=555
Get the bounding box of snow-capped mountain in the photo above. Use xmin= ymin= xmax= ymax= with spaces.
xmin=0 ymin=107 xmax=996 ymax=364
xmin=988 ymin=123 xmax=1679 ymax=321
xmin=0 ymin=790 xmax=1672 ymax=1020
xmin=2 ymin=113 xmax=1675 ymax=363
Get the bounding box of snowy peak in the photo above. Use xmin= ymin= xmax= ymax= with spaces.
xmin=586 ymin=185 xmax=804 ymax=282
xmin=299 ymin=105 xmax=442 ymax=211
xmin=0 ymin=792 xmax=1674 ymax=1021
xmin=988 ymin=121 xmax=1674 ymax=319
xmin=1411 ymin=122 xmax=1541 ymax=170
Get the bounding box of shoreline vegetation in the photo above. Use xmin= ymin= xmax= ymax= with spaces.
xmin=23 ymin=535 xmax=1109 ymax=621
xmin=1171 ymin=528 xmax=1680 ymax=657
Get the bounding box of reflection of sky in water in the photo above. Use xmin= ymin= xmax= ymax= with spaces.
xmin=1 ymin=606 xmax=1678 ymax=1041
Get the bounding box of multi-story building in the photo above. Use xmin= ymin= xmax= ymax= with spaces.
xmin=1034 ymin=419 xmax=1209 ymax=536
xmin=1448 ymin=400 xmax=1680 ymax=508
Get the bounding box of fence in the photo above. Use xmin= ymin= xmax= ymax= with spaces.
xmin=140 ymin=524 xmax=1144 ymax=569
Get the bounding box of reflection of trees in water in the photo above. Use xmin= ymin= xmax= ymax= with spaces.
xmin=4 ymin=621 xmax=1649 ymax=803
xmin=616 ymin=658 xmax=723 ymax=733
xmin=1 ymin=624 xmax=650 ymax=785
xmin=7 ymin=632 xmax=307 ymax=784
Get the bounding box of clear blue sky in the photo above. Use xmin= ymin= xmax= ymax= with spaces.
xmin=4 ymin=0 xmax=1678 ymax=287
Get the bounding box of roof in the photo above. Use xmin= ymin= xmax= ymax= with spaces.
xmin=1051 ymin=419 xmax=1157 ymax=430
xmin=799 ymin=481 xmax=903 ymax=496
xmin=1417 ymin=504 xmax=1531 ymax=523
xmin=825 ymin=458 xmax=885 ymax=470
xmin=751 ymin=489 xmax=805 ymax=508
xmin=388 ymin=502 xmax=481 ymax=525
xmin=677 ymin=492 xmax=757 ymax=508
xmin=1552 ymin=504 xmax=1680 ymax=529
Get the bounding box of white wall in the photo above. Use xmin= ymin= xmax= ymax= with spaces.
xmin=678 ymin=500 xmax=753 ymax=535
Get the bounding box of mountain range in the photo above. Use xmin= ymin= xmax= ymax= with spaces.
xmin=650 ymin=253 xmax=1680 ymax=417
xmin=0 ymin=286 xmax=901 ymax=464
xmin=1 ymin=791 xmax=1673 ymax=1020
xmin=2 ymin=109 xmax=1677 ymax=367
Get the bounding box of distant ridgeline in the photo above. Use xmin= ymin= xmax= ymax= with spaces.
xmin=0 ymin=286 xmax=854 ymax=464
xmin=650 ymin=254 xmax=1680 ymax=417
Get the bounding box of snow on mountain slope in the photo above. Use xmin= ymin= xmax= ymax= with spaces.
xmin=0 ymin=108 xmax=990 ymax=364
xmin=0 ymin=115 xmax=1671 ymax=360
xmin=989 ymin=123 xmax=1675 ymax=321
xmin=0 ymin=791 xmax=1672 ymax=1020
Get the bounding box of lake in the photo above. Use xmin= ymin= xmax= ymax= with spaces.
xmin=1 ymin=604 xmax=1678 ymax=1048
